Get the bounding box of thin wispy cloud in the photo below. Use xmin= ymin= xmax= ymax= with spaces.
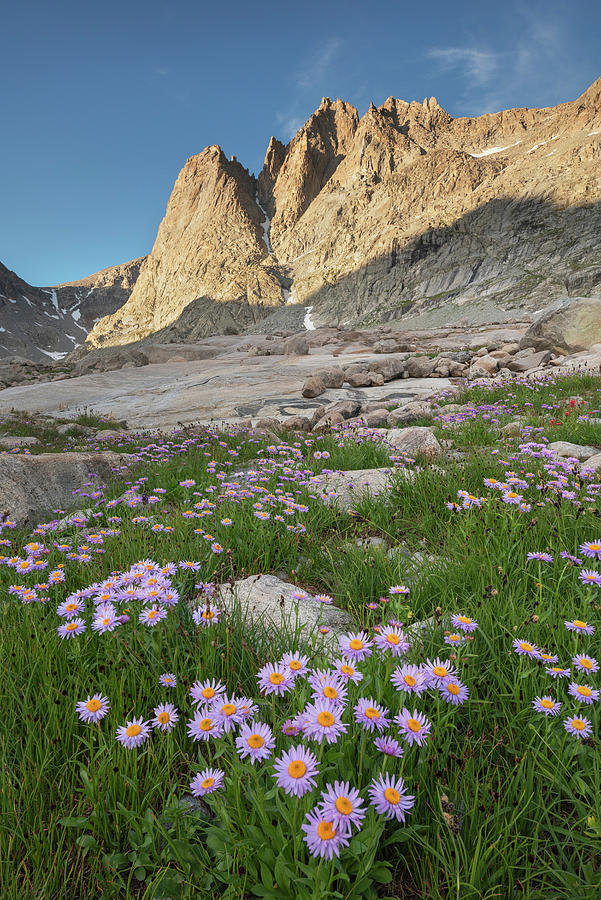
xmin=294 ymin=37 xmax=342 ymax=90
xmin=428 ymin=48 xmax=499 ymax=85
xmin=428 ymin=8 xmax=586 ymax=116
xmin=153 ymin=66 xmax=170 ymax=77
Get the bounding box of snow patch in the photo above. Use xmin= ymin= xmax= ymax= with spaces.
xmin=589 ymin=130 xmax=601 ymax=136
xmin=0 ymin=326 xmax=6 ymax=333
xmin=256 ymin=195 xmax=272 ymax=254
xmin=303 ymin=306 xmax=315 ymax=331
xmin=469 ymin=141 xmax=521 ymax=158
xmin=72 ymin=308 xmax=81 ymax=321
xmin=527 ymin=141 xmax=549 ymax=154
xmin=43 ymin=288 xmax=61 ymax=314
xmin=39 ymin=348 xmax=69 ymax=360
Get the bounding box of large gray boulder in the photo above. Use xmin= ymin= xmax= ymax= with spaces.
xmin=218 ymin=575 xmax=353 ymax=645
xmin=386 ymin=426 xmax=442 ymax=459
xmin=519 ymin=297 xmax=601 ymax=353
xmin=0 ymin=451 xmax=126 ymax=526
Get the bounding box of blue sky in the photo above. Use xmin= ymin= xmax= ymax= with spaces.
xmin=2 ymin=0 xmax=600 ymax=286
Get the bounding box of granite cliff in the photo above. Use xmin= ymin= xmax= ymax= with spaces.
xmin=5 ymin=78 xmax=601 ymax=357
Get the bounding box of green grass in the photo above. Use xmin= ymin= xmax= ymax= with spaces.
xmin=1 ymin=376 xmax=601 ymax=898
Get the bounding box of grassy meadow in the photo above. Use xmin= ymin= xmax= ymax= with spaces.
xmin=1 ymin=371 xmax=601 ymax=899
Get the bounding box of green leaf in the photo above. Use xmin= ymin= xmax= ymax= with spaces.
xmin=369 ymin=863 xmax=392 ymax=884
xmin=134 ymin=866 xmax=147 ymax=881
xmin=274 ymin=855 xmax=291 ymax=892
xmin=58 ymin=816 xmax=89 ymax=827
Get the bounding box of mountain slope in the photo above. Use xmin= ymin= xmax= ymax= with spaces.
xmin=0 ymin=258 xmax=144 ymax=361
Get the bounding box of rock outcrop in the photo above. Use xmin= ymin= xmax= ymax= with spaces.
xmin=519 ymin=297 xmax=601 ymax=353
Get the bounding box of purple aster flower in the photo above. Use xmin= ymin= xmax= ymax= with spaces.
xmin=273 ymin=744 xmax=319 ymax=797
xmin=526 ymin=552 xmax=554 ymax=563
xmin=565 ymin=619 xmax=595 ymax=635
xmin=308 ymin=669 xmax=348 ymax=706
xmin=368 ymin=773 xmax=415 ymax=822
xmin=212 ymin=696 xmax=247 ymax=732
xmin=186 ymin=707 xmax=224 ymax=742
xmin=190 ymin=767 xmax=224 ymax=797
xmin=513 ymin=638 xmax=541 ymax=658
xmin=396 ymin=708 xmax=432 ymax=747
xmin=391 ymin=664 xmax=429 ymax=696
xmin=116 ymin=717 xmax=152 ymax=749
xmin=281 ymin=719 xmax=302 ymax=736
xmin=57 ymin=618 xmax=86 ymax=639
xmin=450 ymin=614 xmax=479 ymax=633
xmin=152 ymin=703 xmax=179 ymax=732
xmin=138 ymin=606 xmax=167 ymax=627
xmin=321 ymin=781 xmax=366 ymax=832
xmin=373 ymin=624 xmax=410 ymax=656
xmin=568 ymin=683 xmax=599 ymax=705
xmin=374 ymin=735 xmax=404 ymax=757
xmin=559 ymin=552 xmax=582 ymax=565
xmin=159 ymin=673 xmax=177 ymax=688
xmin=235 ymin=720 xmax=276 ymax=763
xmin=304 ymin=701 xmax=348 ymax=745
xmin=546 ymin=666 xmax=570 ymax=679
xmin=76 ymin=693 xmax=110 ymax=723
xmin=256 ymin=663 xmax=294 ymax=696
xmin=563 ymin=714 xmax=593 ymax=739
xmin=57 ymin=598 xmax=85 ymax=618
xmin=354 ymin=697 xmax=390 ymax=733
xmin=537 ymin=651 xmax=559 ymax=664
xmin=424 ymin=658 xmax=457 ymax=683
xmin=334 ymin=658 xmax=363 ymax=684
xmin=190 ymin=678 xmax=226 ymax=705
xmin=388 ymin=584 xmax=410 ymax=596
xmin=573 ymin=654 xmax=599 ymax=675
xmin=280 ymin=651 xmax=310 ymax=679
xmin=192 ymin=603 xmax=221 ymax=627
xmin=302 ymin=807 xmax=350 ymax=860
xmin=338 ymin=631 xmax=373 ymax=662
xmin=91 ymin=609 xmax=120 ymax=634
xmin=578 ymin=569 xmax=601 ymax=587
xmin=179 ymin=560 xmax=201 ymax=571
xmin=532 ymin=696 xmax=562 ymax=716
xmin=444 ymin=633 xmax=465 ymax=647
xmin=579 ymin=540 xmax=601 ymax=560
xmin=439 ymin=678 xmax=469 ymax=705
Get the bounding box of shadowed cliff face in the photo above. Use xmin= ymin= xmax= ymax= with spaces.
xmin=76 ymin=76 xmax=601 ymax=350
xmin=0 ymin=257 xmax=145 ymax=361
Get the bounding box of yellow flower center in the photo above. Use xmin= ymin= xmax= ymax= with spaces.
xmin=289 ymin=660 xmax=302 ymax=671
xmin=201 ymin=777 xmax=214 ymax=789
xmin=66 ymin=623 xmax=78 ymax=631
xmin=432 ymin=666 xmax=448 ymax=677
xmin=164 ymin=678 xmax=173 ymax=684
xmin=404 ymin=675 xmax=417 ymax=687
xmin=269 ymin=673 xmax=284 ymax=685
xmin=335 ymin=797 xmax=352 ymax=815
xmin=158 ymin=712 xmax=170 ymax=724
xmin=349 ymin=639 xmax=363 ymax=650
xmin=407 ymin=718 xmax=422 ymax=733
xmin=288 ymin=760 xmax=307 ymax=778
xmin=341 ymin=665 xmax=354 ymax=676
xmin=317 ymin=711 xmax=335 ymax=727
xmin=323 ymin=686 xmax=338 ymax=699
xmin=577 ymin=686 xmax=592 ymax=697
xmin=520 ymin=643 xmax=533 ymax=652
xmin=247 ymin=734 xmax=264 ymax=748
xmin=148 ymin=610 xmax=158 ymax=619
xmin=573 ymin=620 xmax=587 ymax=629
xmin=540 ymin=699 xmax=554 ymax=709
xmin=317 ymin=821 xmax=336 ymax=841
xmin=365 ymin=707 xmax=380 ymax=719
xmin=202 ymin=610 xmax=214 ymax=619
xmin=447 ymin=683 xmax=461 ymax=695
xmin=199 ymin=718 xmax=214 ymax=732
xmin=221 ymin=704 xmax=236 ymax=717
xmin=102 ymin=618 xmax=110 ymax=625
xmin=126 ymin=724 xmax=141 ymax=737
xmin=572 ymin=719 xmax=586 ymax=731
xmin=384 ymin=788 xmax=400 ymax=805
xmin=202 ymin=687 xmax=215 ymax=699
xmin=386 ymin=634 xmax=400 ymax=645
xmin=86 ymin=699 xmax=102 ymax=712
xmin=589 ymin=544 xmax=600 ymax=551
xmin=66 ymin=603 xmax=78 ymax=611
xmin=580 ymin=659 xmax=593 ymax=669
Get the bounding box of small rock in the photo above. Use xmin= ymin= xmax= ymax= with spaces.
xmin=302 ymin=376 xmax=326 ymax=399
xmin=386 ymin=401 xmax=433 ymax=426
xmin=547 ymin=441 xmax=599 ymax=461
xmin=405 ymin=356 xmax=435 ymax=378
xmin=386 ymin=426 xmax=442 ymax=459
